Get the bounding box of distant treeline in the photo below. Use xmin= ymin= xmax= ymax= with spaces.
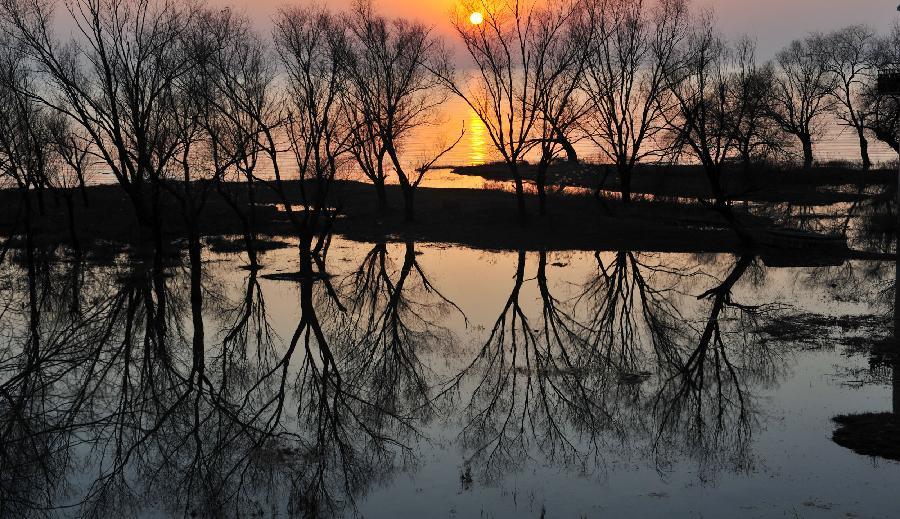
xmin=0 ymin=0 xmax=897 ymax=251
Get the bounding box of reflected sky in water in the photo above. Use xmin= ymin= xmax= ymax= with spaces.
xmin=1 ymin=236 xmax=899 ymax=517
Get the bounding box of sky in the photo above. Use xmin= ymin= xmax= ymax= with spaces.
xmin=208 ymin=0 xmax=900 ymax=59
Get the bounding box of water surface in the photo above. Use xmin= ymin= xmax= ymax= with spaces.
xmin=2 ymin=235 xmax=898 ymax=517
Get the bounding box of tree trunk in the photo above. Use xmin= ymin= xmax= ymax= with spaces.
xmin=188 ymin=223 xmax=205 ymax=377
xmin=218 ymin=181 xmax=259 ymax=270
xmin=555 ymin=127 xmax=578 ymax=163
xmin=314 ymin=209 xmax=337 ymax=257
xmin=536 ymin=159 xmax=548 ymax=216
xmin=246 ymin=177 xmax=259 ymax=270
xmin=78 ymin=171 xmax=90 ymax=207
xmin=858 ymin=127 xmax=871 ymax=171
xmin=150 ymin=185 xmax=167 ymax=355
xmin=385 ymin=143 xmax=415 ymax=222
xmin=243 ymin=229 xmax=258 ymax=271
xmin=299 ymin=235 xmax=314 ymax=276
xmin=705 ymin=164 xmax=726 ymax=208
xmin=124 ymin=182 xmax=151 ymax=232
xmin=800 ymin=134 xmax=814 ymax=170
xmin=23 ymin=191 xmax=40 ymax=355
xmin=509 ymin=162 xmax=528 ymax=221
xmin=374 ymin=177 xmax=387 ymax=211
xmin=403 ymin=188 xmax=415 ymax=222
xmin=740 ymin=145 xmax=752 ymax=174
xmin=64 ymin=194 xmax=80 ymax=254
xmin=710 ymin=201 xmax=755 ymax=247
xmin=35 ymin=183 xmax=46 ymax=216
xmin=401 ymin=240 xmax=416 ymax=281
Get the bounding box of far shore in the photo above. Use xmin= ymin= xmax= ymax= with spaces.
xmin=452 ymin=161 xmax=895 ymax=205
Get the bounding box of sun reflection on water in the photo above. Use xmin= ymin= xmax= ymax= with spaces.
xmin=468 ymin=110 xmax=488 ymax=165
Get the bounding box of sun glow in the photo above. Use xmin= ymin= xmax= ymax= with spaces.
xmin=469 ymin=11 xmax=484 ymax=25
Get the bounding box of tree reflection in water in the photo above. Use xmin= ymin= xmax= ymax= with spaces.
xmin=450 ymin=250 xmax=786 ymax=484
xmin=0 ymin=238 xmax=800 ymax=517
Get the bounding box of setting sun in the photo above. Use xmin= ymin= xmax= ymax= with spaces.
xmin=469 ymin=11 xmax=483 ymax=25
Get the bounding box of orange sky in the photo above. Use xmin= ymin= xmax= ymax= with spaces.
xmin=210 ymin=0 xmax=898 ymax=58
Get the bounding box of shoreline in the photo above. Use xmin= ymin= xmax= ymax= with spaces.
xmin=0 ymin=166 xmax=887 ymax=259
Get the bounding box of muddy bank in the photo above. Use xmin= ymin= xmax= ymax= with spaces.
xmin=0 ymin=179 xmax=863 ymax=257
xmin=833 ymin=413 xmax=900 ymax=461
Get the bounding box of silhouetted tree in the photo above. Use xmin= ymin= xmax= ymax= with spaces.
xmin=728 ymin=38 xmax=783 ymax=169
xmin=1 ymin=0 xmax=204 ymax=256
xmin=821 ymin=25 xmax=879 ymax=170
xmin=580 ymin=0 xmax=688 ymax=204
xmin=863 ymin=22 xmax=900 ymax=154
xmin=48 ymin=115 xmax=93 ymax=207
xmin=0 ymin=34 xmax=57 ymax=256
xmin=198 ymin=9 xmax=275 ymax=270
xmin=661 ymin=9 xmax=738 ymax=207
xmin=44 ymin=113 xmax=92 ymax=253
xmin=437 ymin=0 xmax=583 ymax=220
xmin=273 ymin=5 xmax=352 ymax=254
xmin=768 ymin=35 xmax=835 ymax=169
xmin=530 ymin=0 xmax=593 ymax=216
xmin=862 ymin=85 xmax=900 ymax=153
xmin=343 ymin=0 xmax=455 ymax=221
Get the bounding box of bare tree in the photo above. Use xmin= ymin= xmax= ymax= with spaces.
xmin=166 ymin=9 xmax=231 ymax=231
xmin=46 ymin=112 xmax=94 ymax=252
xmin=343 ymin=0 xmax=454 ymax=221
xmin=48 ymin=115 xmax=93 ymax=207
xmin=768 ymin=34 xmax=836 ymax=169
xmin=863 ymin=90 xmax=900 ymax=154
xmin=580 ymin=0 xmax=688 ymax=204
xmin=531 ymin=0 xmax=593 ymax=216
xmin=273 ymin=5 xmax=352 ymax=254
xmin=661 ymin=9 xmax=736 ymax=206
xmin=0 ymin=34 xmax=54 ymax=253
xmin=437 ymin=0 xmax=580 ymax=221
xmin=195 ymin=9 xmax=275 ymax=270
xmin=821 ymin=25 xmax=879 ymax=170
xmin=728 ymin=38 xmax=783 ymax=169
xmin=1 ymin=0 xmax=204 ymax=254
xmin=344 ymin=82 xmax=390 ymax=210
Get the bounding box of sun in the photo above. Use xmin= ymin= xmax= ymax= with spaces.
xmin=469 ymin=11 xmax=484 ymax=25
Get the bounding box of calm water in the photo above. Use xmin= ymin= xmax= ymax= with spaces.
xmin=2 ymin=231 xmax=899 ymax=517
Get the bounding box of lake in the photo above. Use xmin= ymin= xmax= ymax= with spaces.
xmin=2 ymin=221 xmax=899 ymax=517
